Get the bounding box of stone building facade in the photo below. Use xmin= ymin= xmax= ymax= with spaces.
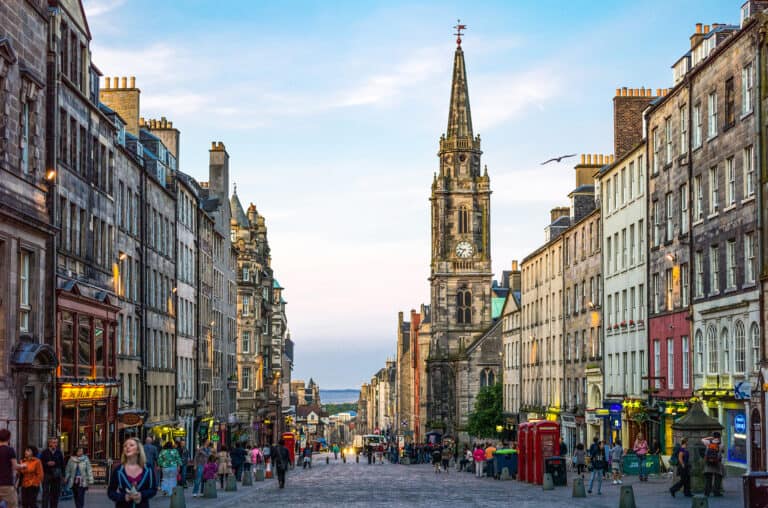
xmin=200 ymin=143 xmax=237 ymax=424
xmin=0 ymin=0 xmax=55 ymax=453
xmin=102 ymin=103 xmax=145 ymax=442
xmin=174 ymin=171 xmax=198 ymax=445
xmin=520 ymin=209 xmax=567 ymax=422
xmin=50 ymin=0 xmax=121 ymax=459
xmin=426 ymin=39 xmax=494 ymax=437
xmin=231 ymin=190 xmax=277 ymax=444
xmin=598 ymin=142 xmax=649 ymax=448
xmin=501 ymin=265 xmax=521 ymax=429
xmin=396 ymin=312 xmax=413 ymax=436
xmin=562 ymin=160 xmax=602 ymax=447
xmin=683 ymin=19 xmax=760 ymax=471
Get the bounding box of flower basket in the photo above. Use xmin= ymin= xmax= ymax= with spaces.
xmin=613 ymin=324 xmax=619 ymax=330
xmin=620 ymin=321 xmax=627 ymax=327
xmin=629 ymin=320 xmax=635 ymax=326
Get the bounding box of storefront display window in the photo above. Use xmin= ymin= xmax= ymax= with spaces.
xmin=727 ymin=409 xmax=747 ymax=464
xmin=78 ymin=316 xmax=91 ymax=378
xmin=60 ymin=313 xmax=74 ymax=376
xmin=94 ymin=320 xmax=104 ymax=378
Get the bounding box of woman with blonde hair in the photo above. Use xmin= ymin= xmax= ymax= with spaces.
xmin=107 ymin=438 xmax=158 ymax=508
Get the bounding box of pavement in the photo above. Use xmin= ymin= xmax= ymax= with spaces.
xmin=59 ymin=453 xmax=746 ymax=507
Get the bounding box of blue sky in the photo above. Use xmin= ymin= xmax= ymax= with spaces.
xmin=84 ymin=0 xmax=739 ymax=389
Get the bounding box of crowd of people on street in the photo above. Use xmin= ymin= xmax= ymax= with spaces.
xmin=0 ymin=424 xmax=731 ymax=507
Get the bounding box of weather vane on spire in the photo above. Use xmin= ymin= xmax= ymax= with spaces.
xmin=453 ymin=19 xmax=467 ymax=46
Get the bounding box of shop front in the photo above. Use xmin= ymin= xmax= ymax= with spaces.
xmin=621 ymin=399 xmax=650 ymax=447
xmin=55 ymin=287 xmax=120 ymax=464
xmin=148 ymin=423 xmax=187 ymax=446
xmin=117 ymin=410 xmax=146 ymax=446
xmin=58 ymin=383 xmax=119 ymax=469
xmin=699 ymin=392 xmax=747 ymax=470
xmin=585 ymin=409 xmax=605 ymax=444
xmin=602 ymin=401 xmax=622 ymax=445
xmin=656 ymin=399 xmax=689 ymax=454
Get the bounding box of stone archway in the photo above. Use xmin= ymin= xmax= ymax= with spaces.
xmin=11 ymin=336 xmax=57 ymax=450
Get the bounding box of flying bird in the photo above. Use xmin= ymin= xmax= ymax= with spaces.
xmin=540 ymin=153 xmax=577 ymax=165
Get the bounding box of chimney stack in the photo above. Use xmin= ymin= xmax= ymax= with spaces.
xmin=99 ymin=76 xmax=141 ymax=136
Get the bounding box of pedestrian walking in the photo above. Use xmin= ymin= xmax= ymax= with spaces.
xmin=230 ymin=444 xmax=246 ymax=481
xmin=573 ymin=443 xmax=586 ymax=476
xmin=431 ymin=446 xmax=441 ymax=474
xmin=702 ymin=432 xmax=724 ymax=497
xmin=202 ymin=456 xmax=217 ymax=491
xmin=633 ymin=433 xmax=649 ymax=482
xmin=484 ymin=442 xmax=497 ymax=478
xmin=64 ymin=447 xmax=93 ymax=508
xmin=107 ymin=437 xmax=158 ymax=508
xmin=332 ymin=444 xmax=340 ymax=461
xmin=40 ymin=437 xmax=64 ymax=508
xmin=19 ymin=446 xmax=43 ymax=508
xmin=177 ymin=440 xmax=190 ymax=487
xmin=610 ymin=440 xmax=623 ymax=485
xmin=441 ymin=445 xmax=452 ymax=473
xmin=559 ymin=437 xmax=568 ymax=457
xmin=587 ymin=440 xmax=605 ymax=495
xmin=0 ymin=428 xmax=20 ymax=508
xmin=157 ymin=442 xmax=181 ymax=496
xmin=191 ymin=441 xmax=211 ymax=497
xmin=271 ymin=440 xmax=290 ymax=489
xmin=143 ymin=437 xmax=158 ymax=470
xmin=249 ymin=446 xmax=263 ymax=470
xmin=302 ymin=446 xmax=312 ymax=469
xmin=472 ymin=445 xmax=485 ymax=478
xmin=216 ymin=445 xmax=231 ymax=489
xmin=669 ymin=438 xmax=692 ymax=498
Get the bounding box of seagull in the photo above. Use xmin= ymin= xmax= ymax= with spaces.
xmin=540 ymin=153 xmax=577 ymax=165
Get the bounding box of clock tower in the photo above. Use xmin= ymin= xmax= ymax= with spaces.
xmin=427 ymin=29 xmax=493 ymax=434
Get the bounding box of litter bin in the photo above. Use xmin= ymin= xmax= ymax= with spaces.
xmin=544 ymin=456 xmax=567 ymax=486
xmin=493 ymin=449 xmax=518 ymax=479
xmin=744 ymin=471 xmax=768 ymax=508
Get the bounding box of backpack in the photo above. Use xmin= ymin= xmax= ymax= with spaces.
xmin=705 ymin=442 xmax=721 ymax=465
xmin=668 ymin=444 xmax=680 ymax=466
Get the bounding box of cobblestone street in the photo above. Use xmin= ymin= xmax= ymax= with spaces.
xmin=61 ymin=453 xmax=745 ymax=508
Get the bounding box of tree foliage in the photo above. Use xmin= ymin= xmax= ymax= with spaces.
xmin=466 ymin=383 xmax=503 ymax=438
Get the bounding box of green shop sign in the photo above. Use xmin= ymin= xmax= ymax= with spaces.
xmin=621 ymin=454 xmax=659 ymax=475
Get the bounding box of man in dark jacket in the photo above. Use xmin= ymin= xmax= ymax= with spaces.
xmin=271 ymin=440 xmax=290 ymax=489
xmin=230 ymin=444 xmax=246 ymax=481
xmin=40 ymin=437 xmax=64 ymax=508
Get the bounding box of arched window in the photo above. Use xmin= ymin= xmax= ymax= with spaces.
xmin=488 ymin=370 xmax=495 ymax=386
xmin=695 ymin=330 xmax=704 ymax=374
xmin=456 ymin=288 xmax=472 ymax=324
xmin=458 ymin=206 xmax=469 ymax=234
xmin=751 ymin=323 xmax=760 ymax=371
xmin=735 ymin=321 xmax=746 ymax=373
xmin=721 ymin=327 xmax=730 ymax=372
xmin=707 ymin=326 xmax=718 ymax=373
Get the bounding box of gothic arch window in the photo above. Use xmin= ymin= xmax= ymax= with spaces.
xmin=695 ymin=329 xmax=704 ymax=374
xmin=721 ymin=327 xmax=730 ymax=372
xmin=458 ymin=206 xmax=469 ymax=234
xmin=707 ymin=326 xmax=718 ymax=373
xmin=735 ymin=320 xmax=746 ymax=374
xmin=480 ymin=368 xmax=495 ymax=388
xmin=751 ymin=323 xmax=760 ymax=371
xmin=456 ymin=288 xmax=472 ymax=324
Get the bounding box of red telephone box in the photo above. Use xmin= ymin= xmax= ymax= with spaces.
xmin=281 ymin=432 xmax=296 ymax=466
xmin=530 ymin=421 xmax=560 ymax=485
xmin=517 ymin=422 xmax=530 ymax=483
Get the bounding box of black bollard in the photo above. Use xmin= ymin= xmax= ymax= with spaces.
xmin=326 ymin=456 xmax=329 ymax=464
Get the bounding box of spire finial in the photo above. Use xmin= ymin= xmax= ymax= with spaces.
xmin=233 ymin=182 xmax=237 ymax=194
xmin=453 ymin=19 xmax=467 ymax=46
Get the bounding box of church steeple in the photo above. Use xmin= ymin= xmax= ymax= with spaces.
xmin=446 ymin=43 xmax=473 ymax=140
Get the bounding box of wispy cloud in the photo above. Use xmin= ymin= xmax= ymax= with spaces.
xmin=473 ymin=66 xmax=563 ymax=129
xmin=82 ymin=0 xmax=126 ymax=17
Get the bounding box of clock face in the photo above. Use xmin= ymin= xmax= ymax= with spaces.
xmin=456 ymin=241 xmax=474 ymax=258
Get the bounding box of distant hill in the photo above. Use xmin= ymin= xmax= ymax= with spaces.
xmin=320 ymin=389 xmax=359 ymax=404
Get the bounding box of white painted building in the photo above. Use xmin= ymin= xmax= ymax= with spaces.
xmin=598 ymin=143 xmax=648 ymax=445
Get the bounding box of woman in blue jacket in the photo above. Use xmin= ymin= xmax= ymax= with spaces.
xmin=107 ymin=438 xmax=158 ymax=508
